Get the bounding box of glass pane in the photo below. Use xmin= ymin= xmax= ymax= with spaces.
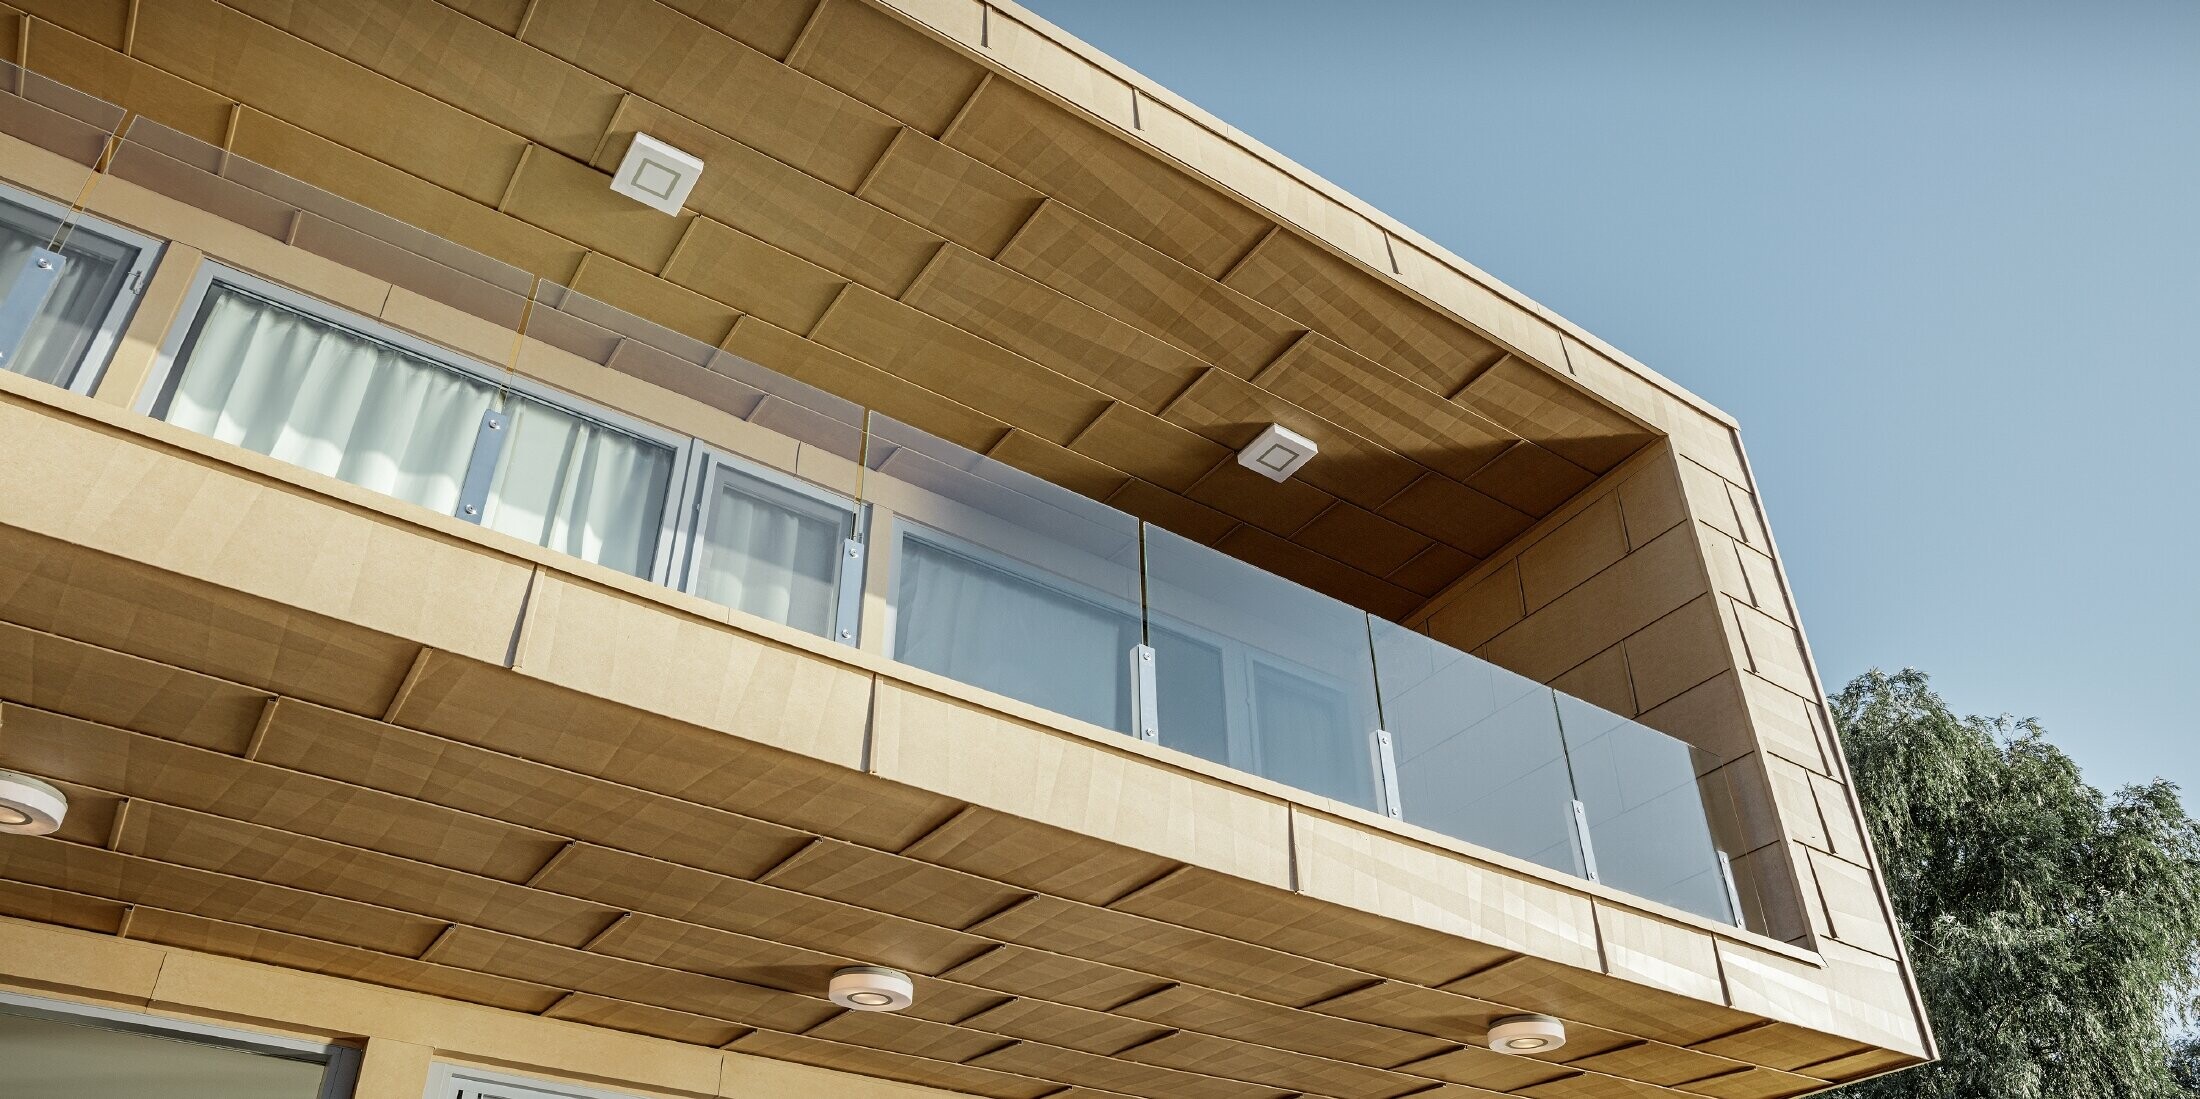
xmin=158 ymin=283 xmax=496 ymax=514
xmin=868 ymin=413 xmax=1143 ymax=733
xmin=690 ymin=462 xmax=854 ymax=636
xmin=526 ymin=283 xmax=864 ymax=473
xmin=0 ymin=1009 xmax=327 ymax=1098
xmin=1141 ymin=526 xmax=1384 ymax=811
xmin=894 ymin=534 xmax=1141 ymax=730
xmin=109 ymin=115 xmax=534 ymax=335
xmin=0 ymin=197 xmax=139 ymax=387
xmin=1152 ymin=626 xmax=1227 ymax=763
xmin=1370 ymin=619 xmax=1583 ymax=875
xmin=1558 ymin=694 xmax=1736 ymax=922
xmin=481 ymin=393 xmax=675 ymax=578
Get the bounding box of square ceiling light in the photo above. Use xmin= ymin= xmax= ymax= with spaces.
xmin=1238 ymin=423 xmax=1319 ymax=482
xmin=610 ymin=133 xmax=703 ymax=215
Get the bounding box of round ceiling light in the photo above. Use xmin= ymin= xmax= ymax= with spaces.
xmin=1488 ymin=1014 xmax=1566 ymax=1055
xmin=829 ymin=966 xmax=914 ymax=1012
xmin=0 ymin=771 xmax=67 ymax=836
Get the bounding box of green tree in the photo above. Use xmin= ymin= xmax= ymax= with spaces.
xmin=2171 ymin=1036 xmax=2200 ymax=1094
xmin=1832 ymin=668 xmax=2200 ymax=1099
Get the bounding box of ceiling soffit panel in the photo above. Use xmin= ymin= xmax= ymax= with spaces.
xmin=785 ymin=0 xmax=988 ymax=137
xmin=903 ymin=244 xmax=1207 ymax=414
xmin=1163 ymin=370 xmax=1423 ymax=511
xmin=519 ymin=0 xmax=899 ymax=190
xmin=857 ymin=129 xmax=1048 ymax=256
xmin=999 ymin=201 xmax=1303 ymax=378
xmin=1225 ymin=228 xmax=1507 ymax=398
xmin=655 ymin=0 xmax=825 ymax=59
xmin=588 ymin=96 xmax=946 ymax=298
xmin=1461 ymin=356 xmax=1658 ymax=474
xmin=808 ymin=284 xmax=1113 ymax=445
xmin=1258 ymin=333 xmax=1517 ymax=483
xmin=945 ymin=75 xmax=1271 ymax=277
xmin=216 ymin=0 xmax=625 ymax=161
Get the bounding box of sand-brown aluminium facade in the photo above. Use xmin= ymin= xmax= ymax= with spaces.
xmin=0 ymin=1 xmax=1932 ymax=1097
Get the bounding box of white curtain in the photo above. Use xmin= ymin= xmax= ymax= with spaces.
xmin=689 ymin=470 xmax=847 ymax=636
xmin=481 ymin=396 xmax=672 ymax=578
xmin=1250 ymin=662 xmax=1375 ymax=808
xmin=0 ymin=206 xmax=133 ymax=387
xmin=164 ymin=285 xmax=673 ymax=578
xmin=895 ymin=538 xmax=1135 ymax=732
xmin=163 ymin=285 xmax=496 ymax=513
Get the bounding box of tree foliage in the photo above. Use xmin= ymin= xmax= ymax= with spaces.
xmin=1832 ymin=668 xmax=2200 ymax=1099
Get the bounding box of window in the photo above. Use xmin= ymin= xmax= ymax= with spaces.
xmin=0 ymin=991 xmax=357 ymax=1099
xmin=148 ymin=267 xmax=684 ymax=580
xmin=679 ymin=451 xmax=861 ymax=641
xmin=891 ymin=526 xmax=1141 ymax=732
xmin=0 ymin=185 xmax=157 ymax=392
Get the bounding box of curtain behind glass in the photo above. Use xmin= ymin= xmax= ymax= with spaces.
xmin=1154 ymin=628 xmax=1230 ymax=766
xmin=0 ymin=200 xmax=137 ymax=387
xmin=689 ymin=468 xmax=849 ymax=636
xmin=1251 ymin=662 xmax=1378 ymax=809
xmin=160 ymin=285 xmax=495 ymax=513
xmin=895 ymin=537 xmax=1136 ymax=732
xmin=482 ymin=395 xmax=673 ymax=578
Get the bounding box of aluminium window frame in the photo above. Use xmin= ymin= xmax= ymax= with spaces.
xmin=673 ymin=443 xmax=869 ymax=645
xmin=139 ymin=261 xmax=697 ymax=585
xmin=0 ymin=179 xmax=162 ymax=395
xmin=0 ymin=989 xmax=361 ymax=1099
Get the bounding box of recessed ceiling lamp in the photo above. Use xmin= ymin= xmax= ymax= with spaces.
xmin=0 ymin=771 xmax=66 ymax=836
xmin=1488 ymin=1014 xmax=1566 ymax=1055
xmin=829 ymin=966 xmax=915 ymax=1012
xmin=609 ymin=133 xmax=705 ymax=216
xmin=1237 ymin=422 xmax=1319 ymax=483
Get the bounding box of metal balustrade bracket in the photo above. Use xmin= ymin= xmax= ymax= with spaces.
xmin=1716 ymin=850 xmax=1747 ymax=928
xmin=1128 ymin=644 xmax=1159 ymax=743
xmin=833 ymin=538 xmax=865 ymax=646
xmin=0 ymin=248 xmax=65 ymax=366
xmin=455 ymin=407 xmax=509 ymax=523
xmin=1373 ymin=729 xmax=1403 ymax=820
xmin=1571 ymin=799 xmax=1601 ymax=882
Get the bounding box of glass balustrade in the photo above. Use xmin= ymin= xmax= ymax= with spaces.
xmin=1142 ymin=525 xmax=1385 ymax=813
xmin=1369 ymin=618 xmax=1585 ymax=876
xmin=0 ymin=94 xmax=1758 ymax=930
xmin=864 ymin=413 xmax=1144 ymax=734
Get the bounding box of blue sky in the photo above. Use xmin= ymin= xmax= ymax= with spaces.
xmin=1016 ymin=0 xmax=2200 ymax=797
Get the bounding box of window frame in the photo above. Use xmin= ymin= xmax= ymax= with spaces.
xmin=0 ymin=989 xmax=361 ymax=1099
xmin=0 ymin=180 xmax=161 ymax=395
xmin=141 ymin=262 xmax=697 ymax=585
xmin=673 ymin=443 xmax=868 ymax=644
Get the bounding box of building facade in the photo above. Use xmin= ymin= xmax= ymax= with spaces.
xmin=0 ymin=1 xmax=1933 ymax=1097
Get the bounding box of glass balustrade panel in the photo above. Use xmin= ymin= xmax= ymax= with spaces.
xmin=1369 ymin=618 xmax=1584 ymax=875
xmin=1141 ymin=526 xmax=1384 ymax=812
xmin=1558 ymin=694 xmax=1738 ymax=923
xmin=866 ymin=413 xmax=1143 ymax=733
